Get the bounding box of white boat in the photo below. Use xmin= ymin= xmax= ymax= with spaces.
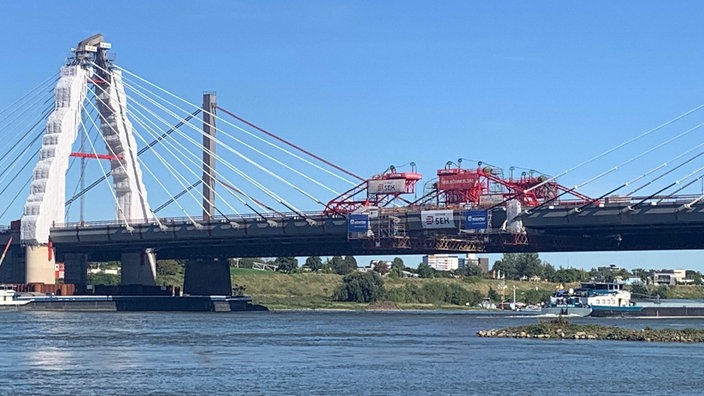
xmin=0 ymin=285 xmax=31 ymax=308
xmin=580 ymin=281 xmax=633 ymax=312
xmin=543 ymin=281 xmax=639 ymax=317
xmin=541 ymin=287 xmax=592 ymax=317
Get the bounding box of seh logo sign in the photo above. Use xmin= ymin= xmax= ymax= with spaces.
xmin=421 ymin=210 xmax=454 ymax=229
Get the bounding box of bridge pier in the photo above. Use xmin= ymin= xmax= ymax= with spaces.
xmin=63 ymin=253 xmax=88 ymax=287
xmin=25 ymin=245 xmax=55 ymax=284
xmin=121 ymin=249 xmax=157 ymax=286
xmin=0 ymin=241 xmax=24 ymax=283
xmin=183 ymin=258 xmax=231 ymax=296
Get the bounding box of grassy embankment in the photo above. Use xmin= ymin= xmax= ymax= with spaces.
xmin=661 ymin=285 xmax=704 ymax=299
xmin=228 ymin=268 xmax=552 ymax=310
xmin=158 ymin=267 xmax=704 ymax=309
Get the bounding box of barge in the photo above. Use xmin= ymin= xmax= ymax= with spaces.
xmin=545 ymin=281 xmax=704 ymax=318
xmin=589 ymin=298 xmax=704 ymax=318
xmin=0 ymin=285 xmax=267 ymax=312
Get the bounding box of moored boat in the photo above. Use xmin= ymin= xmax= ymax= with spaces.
xmin=541 ymin=287 xmax=592 ymax=317
xmin=0 ymin=285 xmax=31 ymax=308
xmin=575 ymin=281 xmax=704 ymax=318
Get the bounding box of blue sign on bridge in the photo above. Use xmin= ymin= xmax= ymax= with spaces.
xmin=348 ymin=213 xmax=370 ymax=233
xmin=464 ymin=209 xmax=488 ymax=230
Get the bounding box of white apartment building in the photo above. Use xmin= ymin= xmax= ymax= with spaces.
xmin=422 ymin=254 xmax=459 ymax=271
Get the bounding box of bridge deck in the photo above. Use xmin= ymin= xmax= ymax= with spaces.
xmin=38 ymin=202 xmax=704 ymax=261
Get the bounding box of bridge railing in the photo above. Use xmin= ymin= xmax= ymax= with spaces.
xmin=49 ymin=194 xmax=704 ymax=229
xmin=52 ymin=210 xmax=340 ymax=229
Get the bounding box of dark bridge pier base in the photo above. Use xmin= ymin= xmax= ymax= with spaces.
xmin=183 ymin=258 xmax=232 ymax=296
xmin=121 ymin=250 xmax=157 ymax=286
xmin=63 ymin=253 xmax=88 ymax=288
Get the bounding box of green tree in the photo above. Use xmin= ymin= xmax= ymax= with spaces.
xmin=686 ymin=270 xmax=703 ymax=285
xmin=551 ymin=267 xmax=587 ymax=283
xmin=343 ymin=256 xmax=358 ymax=272
xmin=515 ymin=253 xmax=543 ymax=279
xmin=275 ymin=257 xmax=298 ymax=273
xmin=331 ymin=255 xmax=358 ymax=275
xmin=459 ymin=264 xmax=482 ymax=277
xmin=417 ymin=263 xmax=435 ymax=279
xmin=446 ymin=283 xmax=472 ymax=305
xmin=493 ymin=253 xmax=546 ymax=280
xmin=542 ymin=263 xmax=556 ymax=282
xmin=487 ymin=287 xmax=499 ymax=302
xmin=421 ymin=282 xmax=451 ymax=303
xmin=492 ymin=254 xmax=517 ymax=279
xmin=156 ymin=259 xmax=182 ymax=276
xmin=629 ymin=282 xmax=650 ymax=297
xmin=330 ymin=256 xmax=345 ymax=274
xmin=655 ymin=285 xmax=672 ymax=299
xmin=303 ymin=256 xmax=324 ymax=272
xmin=88 ymin=272 xmax=120 ymax=285
xmin=523 ymin=289 xmax=552 ymax=305
xmin=335 ymin=271 xmax=386 ymax=303
xmin=389 ymin=257 xmax=405 ymax=279
xmin=589 ymin=266 xmax=629 ymax=282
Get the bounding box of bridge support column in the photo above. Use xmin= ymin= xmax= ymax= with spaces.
xmin=183 ymin=258 xmax=231 ymax=296
xmin=25 ymin=245 xmax=55 ymax=284
xmin=202 ymin=91 xmax=217 ymax=222
xmin=0 ymin=241 xmax=24 ymax=284
xmin=63 ymin=253 xmax=88 ymax=287
xmin=121 ymin=249 xmax=156 ymax=286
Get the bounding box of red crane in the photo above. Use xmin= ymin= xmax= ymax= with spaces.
xmin=420 ymin=162 xmax=592 ymax=208
xmin=324 ymin=164 xmax=422 ymax=215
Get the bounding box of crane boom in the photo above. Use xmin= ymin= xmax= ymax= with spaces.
xmin=0 ymin=237 xmax=13 ymax=268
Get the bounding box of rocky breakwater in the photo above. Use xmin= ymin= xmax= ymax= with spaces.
xmin=477 ymin=318 xmax=704 ymax=342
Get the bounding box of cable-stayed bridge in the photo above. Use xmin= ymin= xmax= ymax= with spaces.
xmin=2 ymin=35 xmax=704 ymax=294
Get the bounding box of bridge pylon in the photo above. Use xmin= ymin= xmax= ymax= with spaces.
xmin=20 ymin=34 xmax=154 ymax=284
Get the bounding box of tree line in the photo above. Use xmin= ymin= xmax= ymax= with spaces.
xmin=490 ymin=253 xmax=704 ymax=285
xmin=334 ymin=271 xmax=552 ymax=306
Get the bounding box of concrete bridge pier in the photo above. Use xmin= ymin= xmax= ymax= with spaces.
xmin=25 ymin=245 xmax=55 ymax=284
xmin=63 ymin=253 xmax=88 ymax=287
xmin=121 ymin=249 xmax=157 ymax=286
xmin=183 ymin=258 xmax=232 ymax=296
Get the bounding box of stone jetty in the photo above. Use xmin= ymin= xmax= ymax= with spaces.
xmin=477 ymin=318 xmax=704 ymax=342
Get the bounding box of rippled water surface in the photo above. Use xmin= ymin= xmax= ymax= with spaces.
xmin=1 ymin=311 xmax=703 ymax=395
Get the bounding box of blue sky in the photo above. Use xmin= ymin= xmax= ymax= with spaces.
xmin=3 ymin=1 xmax=704 ymax=271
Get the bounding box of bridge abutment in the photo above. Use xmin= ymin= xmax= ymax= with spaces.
xmin=183 ymin=258 xmax=231 ymax=295
xmin=121 ymin=250 xmax=157 ymax=286
xmin=25 ymin=245 xmax=55 ymax=284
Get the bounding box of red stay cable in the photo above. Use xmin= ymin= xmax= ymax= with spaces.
xmin=215 ymin=105 xmax=365 ymax=182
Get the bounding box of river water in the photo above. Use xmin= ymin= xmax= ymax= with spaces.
xmin=0 ymin=310 xmax=702 ymax=395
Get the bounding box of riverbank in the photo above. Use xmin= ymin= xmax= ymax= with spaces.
xmin=229 ymin=268 xmax=556 ymax=309
xmin=477 ymin=318 xmax=704 ymax=342
xmin=258 ymin=299 xmax=486 ymax=311
xmin=225 ymin=269 xmax=704 ymax=310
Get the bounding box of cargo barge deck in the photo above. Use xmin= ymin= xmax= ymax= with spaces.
xmin=0 ymin=286 xmax=267 ymax=312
